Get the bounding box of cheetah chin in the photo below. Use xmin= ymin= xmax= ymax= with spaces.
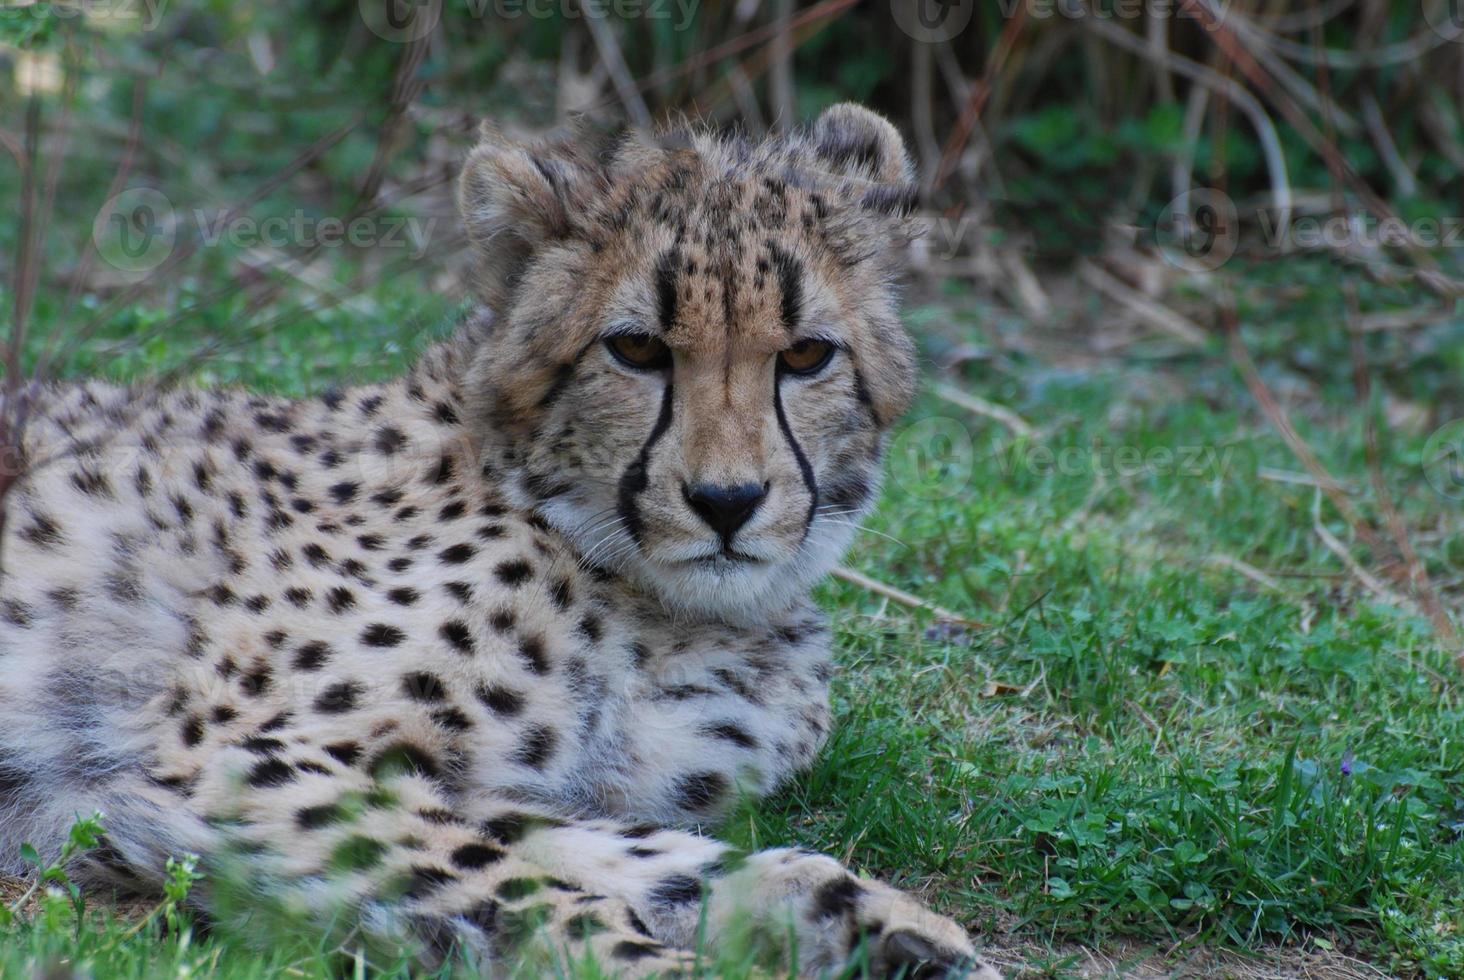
xmin=0 ymin=104 xmax=1001 ymax=978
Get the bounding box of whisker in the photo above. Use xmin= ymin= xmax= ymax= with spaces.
xmin=816 ymin=518 xmax=912 ymax=551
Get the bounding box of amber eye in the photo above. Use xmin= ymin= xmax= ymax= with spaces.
xmin=605 ymin=333 xmax=671 ymax=371
xmin=778 ymin=339 xmax=836 ymax=376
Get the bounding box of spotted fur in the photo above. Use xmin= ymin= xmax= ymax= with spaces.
xmin=0 ymin=105 xmax=998 ymax=978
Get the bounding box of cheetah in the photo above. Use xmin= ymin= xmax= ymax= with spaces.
xmin=0 ymin=104 xmax=1000 ymax=978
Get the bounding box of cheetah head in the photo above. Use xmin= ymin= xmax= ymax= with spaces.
xmin=458 ymin=105 xmax=918 ymax=621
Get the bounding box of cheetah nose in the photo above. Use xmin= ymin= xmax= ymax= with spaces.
xmin=682 ymin=481 xmax=768 ymax=541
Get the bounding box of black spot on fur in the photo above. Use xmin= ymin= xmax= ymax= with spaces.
xmin=296 ymin=804 xmax=344 ymax=830
xmin=475 ymin=684 xmax=524 ymax=716
xmin=700 ymin=722 xmax=759 ymax=749
xmin=371 ymin=488 xmax=404 ymax=507
xmin=673 ymin=772 xmax=727 ymax=812
xmin=324 ymin=742 xmax=362 ymax=767
xmin=387 ymin=587 xmax=419 ymax=605
xmin=361 ymin=623 xmax=406 ymax=647
xmin=325 ymin=587 xmax=356 ymax=613
xmin=314 ymin=681 xmax=362 ymax=714
xmin=479 ymin=811 xmax=560 ymax=845
xmin=649 ymin=875 xmax=703 ymax=907
xmin=517 ymin=635 xmax=550 ymax=675
xmin=241 ymin=663 xmax=273 ymax=696
xmin=513 ymin=726 xmax=557 ymax=769
xmin=437 ymin=543 xmax=475 ymax=565
xmin=294 ymin=641 xmax=333 ymax=671
xmin=241 ymin=736 xmax=284 ymax=754
xmin=431 ymin=707 xmax=473 ymax=732
xmin=439 ymin=620 xmax=474 ymax=654
xmin=612 ymin=941 xmax=662 ymax=962
xmin=374 ymin=425 xmax=406 ymax=455
xmin=813 ymin=875 xmax=864 ymax=919
xmin=328 ymin=481 xmax=359 ymax=504
xmin=401 ymin=671 xmax=446 ymax=703
xmin=494 ymin=558 xmax=533 ymax=586
xmin=402 ymin=866 xmax=457 ymax=900
xmin=246 ymin=757 xmax=296 ymax=788
xmin=450 ymin=843 xmax=506 ymax=870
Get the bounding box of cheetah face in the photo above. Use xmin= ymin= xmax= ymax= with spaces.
xmin=459 ymin=106 xmax=918 ymax=621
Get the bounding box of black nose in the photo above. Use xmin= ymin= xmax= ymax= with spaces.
xmin=683 ymin=482 xmax=768 ymax=541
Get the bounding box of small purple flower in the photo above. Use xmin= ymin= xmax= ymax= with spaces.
xmin=1340 ymin=748 xmax=1354 ymax=777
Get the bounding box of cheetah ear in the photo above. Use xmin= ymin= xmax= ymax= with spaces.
xmin=810 ymin=104 xmax=915 ymax=198
xmin=457 ymin=123 xmax=599 ymax=311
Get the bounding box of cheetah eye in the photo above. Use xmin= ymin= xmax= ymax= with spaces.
xmin=778 ymin=339 xmax=836 ymax=376
xmin=605 ymin=333 xmax=671 ymax=371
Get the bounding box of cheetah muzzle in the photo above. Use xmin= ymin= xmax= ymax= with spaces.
xmin=0 ymin=104 xmax=1001 ymax=978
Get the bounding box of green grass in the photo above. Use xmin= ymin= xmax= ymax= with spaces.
xmin=4 ymin=252 xmax=1463 ymax=978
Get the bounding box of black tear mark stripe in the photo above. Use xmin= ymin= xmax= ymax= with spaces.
xmin=537 ymin=338 xmax=602 ymax=412
xmin=768 ymin=243 xmax=803 ymax=331
xmin=851 ymin=366 xmax=882 ymax=428
xmin=774 ymin=382 xmax=818 ymax=534
xmin=616 ymin=382 xmax=675 ymax=546
xmin=655 ymin=249 xmax=680 ymax=333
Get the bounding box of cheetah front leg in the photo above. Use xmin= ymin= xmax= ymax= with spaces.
xmin=201 ymin=757 xmax=694 ymax=977
xmin=506 ymin=817 xmax=1002 ymax=978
